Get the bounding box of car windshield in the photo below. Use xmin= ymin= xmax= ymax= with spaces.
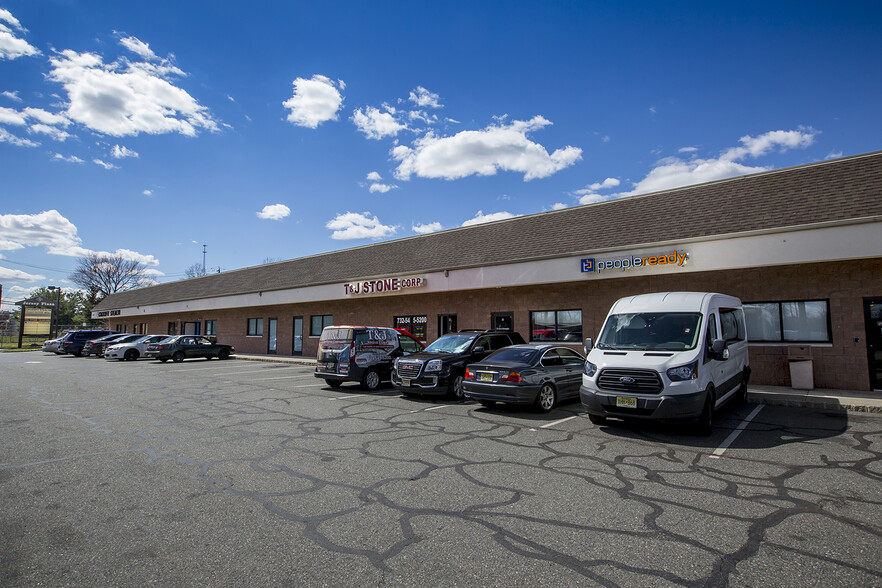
xmin=424 ymin=333 xmax=477 ymax=353
xmin=320 ymin=328 xmax=352 ymax=344
xmin=596 ymin=312 xmax=703 ymax=351
xmin=483 ymin=347 xmax=539 ymax=364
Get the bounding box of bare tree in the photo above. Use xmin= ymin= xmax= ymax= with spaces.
xmin=69 ymin=253 xmax=152 ymax=299
xmin=184 ymin=262 xmax=207 ymax=279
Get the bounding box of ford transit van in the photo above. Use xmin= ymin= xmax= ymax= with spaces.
xmin=314 ymin=325 xmax=424 ymax=391
xmin=580 ymin=292 xmax=750 ymax=434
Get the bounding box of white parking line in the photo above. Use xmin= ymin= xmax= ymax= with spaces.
xmin=540 ymin=415 xmax=578 ymax=429
xmin=709 ymin=405 xmax=764 ymax=459
xmin=253 ymin=375 xmax=307 ymax=381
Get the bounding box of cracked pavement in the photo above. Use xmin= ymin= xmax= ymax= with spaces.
xmin=2 ymin=353 xmax=881 ymax=586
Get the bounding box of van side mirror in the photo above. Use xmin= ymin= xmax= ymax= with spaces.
xmin=710 ymin=338 xmax=730 ymax=361
xmin=584 ymin=338 xmax=593 ymax=353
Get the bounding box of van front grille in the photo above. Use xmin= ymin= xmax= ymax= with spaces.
xmin=597 ymin=369 xmax=663 ymax=394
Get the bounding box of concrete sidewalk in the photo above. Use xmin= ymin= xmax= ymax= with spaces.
xmin=233 ymin=354 xmax=882 ymax=414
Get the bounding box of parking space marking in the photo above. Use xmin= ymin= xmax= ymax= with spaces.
xmin=176 ymin=366 xmax=301 ymax=374
xmin=253 ymin=375 xmax=309 ymax=381
xmin=540 ymin=415 xmax=578 ymax=429
xmin=709 ymin=404 xmax=764 ymax=459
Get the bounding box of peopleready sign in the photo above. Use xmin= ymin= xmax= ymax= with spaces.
xmin=581 ymin=250 xmax=689 ymax=273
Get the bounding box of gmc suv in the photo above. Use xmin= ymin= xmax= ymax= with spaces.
xmin=392 ymin=330 xmax=525 ymax=399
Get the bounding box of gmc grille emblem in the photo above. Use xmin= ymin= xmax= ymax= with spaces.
xmin=620 ymin=376 xmax=636 ymax=384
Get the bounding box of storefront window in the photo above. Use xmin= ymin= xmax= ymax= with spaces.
xmin=395 ymin=315 xmax=428 ymax=341
xmin=247 ymin=318 xmax=264 ymax=336
xmin=205 ymin=320 xmax=217 ymax=336
xmin=530 ymin=309 xmax=582 ymax=342
xmin=744 ymin=300 xmax=830 ymax=342
xmin=310 ymin=314 xmax=333 ymax=336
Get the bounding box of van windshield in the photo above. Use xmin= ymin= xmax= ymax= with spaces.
xmin=596 ymin=312 xmax=703 ymax=351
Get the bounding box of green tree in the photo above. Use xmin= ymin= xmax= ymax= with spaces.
xmin=28 ymin=287 xmax=87 ymax=326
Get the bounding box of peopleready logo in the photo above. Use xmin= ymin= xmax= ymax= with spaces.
xmin=582 ymin=250 xmax=689 ymax=273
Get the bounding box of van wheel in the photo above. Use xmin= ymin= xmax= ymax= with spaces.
xmin=736 ymin=368 xmax=750 ymax=404
xmin=326 ymin=379 xmax=343 ymax=389
xmin=535 ymin=383 xmax=557 ymax=412
xmin=588 ymin=413 xmax=607 ymax=425
xmin=361 ymin=369 xmax=381 ymax=391
xmin=696 ymin=387 xmax=714 ymax=436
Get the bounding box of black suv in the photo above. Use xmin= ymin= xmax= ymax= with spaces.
xmin=392 ymin=330 xmax=525 ymax=399
xmin=58 ymin=329 xmax=117 ymax=356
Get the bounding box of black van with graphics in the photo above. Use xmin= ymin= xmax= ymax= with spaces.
xmin=314 ymin=325 xmax=425 ymax=390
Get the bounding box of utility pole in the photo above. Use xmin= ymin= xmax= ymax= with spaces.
xmin=202 ymin=244 xmax=207 ymax=275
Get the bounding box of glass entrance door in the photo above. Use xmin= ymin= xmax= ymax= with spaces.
xmin=864 ymin=299 xmax=882 ymax=390
xmin=292 ymin=316 xmax=303 ymax=356
xmin=268 ymin=318 xmax=278 ymax=354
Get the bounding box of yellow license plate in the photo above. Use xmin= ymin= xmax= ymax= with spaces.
xmin=401 ymin=379 xmax=411 ymax=387
xmin=480 ymin=373 xmax=494 ymax=382
xmin=616 ymin=396 xmax=637 ymax=408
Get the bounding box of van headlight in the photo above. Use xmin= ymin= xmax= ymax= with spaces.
xmin=583 ymin=360 xmax=597 ymax=378
xmin=425 ymin=359 xmax=443 ymax=372
xmin=667 ymin=361 xmax=698 ymax=381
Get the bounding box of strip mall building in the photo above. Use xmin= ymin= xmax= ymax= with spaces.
xmin=93 ymin=151 xmax=882 ymax=391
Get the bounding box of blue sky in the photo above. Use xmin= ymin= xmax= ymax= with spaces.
xmin=1 ymin=1 xmax=880 ymax=310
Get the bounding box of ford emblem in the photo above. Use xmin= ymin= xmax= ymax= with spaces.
xmin=620 ymin=376 xmax=636 ymax=384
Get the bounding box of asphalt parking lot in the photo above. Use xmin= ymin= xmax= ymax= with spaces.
xmin=2 ymin=352 xmax=881 ymax=587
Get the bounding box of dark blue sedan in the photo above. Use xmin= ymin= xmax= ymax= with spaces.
xmin=462 ymin=343 xmax=585 ymax=412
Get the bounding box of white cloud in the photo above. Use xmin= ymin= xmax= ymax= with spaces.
xmin=0 ymin=266 xmax=45 ymax=282
xmin=47 ymin=47 xmax=219 ymax=137
xmin=326 ymin=211 xmax=398 ymax=240
xmin=0 ymin=8 xmax=40 ymax=60
xmin=111 ymin=144 xmax=139 ymax=158
xmin=368 ymin=183 xmax=396 ymax=194
xmin=409 ymin=86 xmax=441 ymax=109
xmin=577 ymin=128 xmax=818 ymax=205
xmin=412 ymin=222 xmax=442 ymax=234
xmin=461 ymin=210 xmax=518 ymax=227
xmin=352 ymin=105 xmax=406 ymax=139
xmin=0 ymin=126 xmax=38 ymax=147
xmin=392 ymin=116 xmax=582 ymax=181
xmin=551 ymin=202 xmax=568 ymax=210
xmin=23 ymin=107 xmax=70 ymax=126
xmin=29 ymin=124 xmax=70 ymax=141
xmin=256 ymin=204 xmax=291 ymax=220
xmin=54 ymin=153 xmax=85 ymax=163
xmin=366 ymin=171 xmax=382 ymax=182
xmin=584 ymin=177 xmax=620 ymax=191
xmin=118 ymin=35 xmax=158 ymax=61
xmin=0 ymin=106 xmax=26 ymax=125
xmin=93 ymin=158 xmax=118 ymax=170
xmin=282 ymin=74 xmax=344 ymax=129
xmin=2 ymin=90 xmax=22 ymax=102
xmin=143 ymin=189 xmax=153 ymax=196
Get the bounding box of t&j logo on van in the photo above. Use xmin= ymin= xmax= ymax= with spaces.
xmin=581 ymin=250 xmax=689 ymax=273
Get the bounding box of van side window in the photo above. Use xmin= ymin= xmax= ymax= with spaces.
xmin=719 ymin=308 xmax=746 ymax=342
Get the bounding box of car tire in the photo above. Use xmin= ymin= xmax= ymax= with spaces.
xmin=448 ymin=373 xmax=465 ymax=400
xmin=218 ymin=348 xmax=230 ymax=360
xmin=478 ymin=400 xmax=497 ymax=408
xmin=172 ymin=351 xmax=185 ymax=363
xmin=535 ymin=383 xmax=557 ymax=412
xmin=124 ymin=349 xmax=139 ymax=361
xmin=588 ymin=413 xmax=607 ymax=425
xmin=696 ymin=386 xmax=714 ymax=436
xmin=361 ymin=368 xmax=381 ymax=391
xmin=159 ymin=358 xmax=169 ymax=362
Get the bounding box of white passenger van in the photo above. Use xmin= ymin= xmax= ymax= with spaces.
xmin=580 ymin=292 xmax=750 ymax=434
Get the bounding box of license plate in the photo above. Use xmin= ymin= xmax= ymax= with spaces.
xmin=401 ymin=379 xmax=411 ymax=387
xmin=616 ymin=396 xmax=637 ymax=408
xmin=479 ymin=373 xmax=494 ymax=382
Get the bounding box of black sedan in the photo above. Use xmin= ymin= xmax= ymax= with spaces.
xmin=145 ymin=335 xmax=235 ymax=362
xmin=462 ymin=343 xmax=585 ymax=412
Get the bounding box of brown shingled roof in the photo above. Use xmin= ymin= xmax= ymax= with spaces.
xmin=95 ymin=151 xmax=882 ymax=310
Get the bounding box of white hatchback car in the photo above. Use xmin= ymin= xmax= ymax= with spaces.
xmin=105 ymin=334 xmax=169 ymax=361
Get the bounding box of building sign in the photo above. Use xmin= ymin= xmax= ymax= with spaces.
xmin=582 ymin=250 xmax=689 ymax=274
xmin=344 ymin=276 xmax=426 ymax=296
xmin=22 ymin=307 xmax=52 ymax=335
xmin=97 ymin=310 xmax=121 ymax=317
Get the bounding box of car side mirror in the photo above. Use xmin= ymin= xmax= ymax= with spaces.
xmin=710 ymin=338 xmax=729 ymax=361
xmin=584 ymin=338 xmax=593 ymax=353
xmin=472 ymin=346 xmax=486 ymax=354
